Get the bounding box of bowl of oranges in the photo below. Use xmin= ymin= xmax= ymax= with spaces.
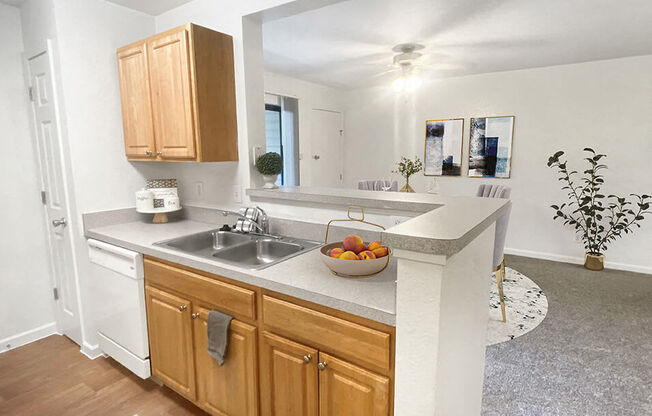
xmin=320 ymin=234 xmax=391 ymax=278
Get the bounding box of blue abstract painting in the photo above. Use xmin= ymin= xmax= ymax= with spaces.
xmin=468 ymin=116 xmax=514 ymax=178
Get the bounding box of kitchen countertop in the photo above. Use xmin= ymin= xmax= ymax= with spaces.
xmin=86 ymin=219 xmax=397 ymax=326
xmin=248 ymin=186 xmax=511 ymax=256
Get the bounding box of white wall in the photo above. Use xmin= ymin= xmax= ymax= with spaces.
xmin=264 ymin=71 xmax=345 ymax=185
xmin=19 ymin=0 xmax=56 ymax=54
xmin=341 ymin=55 xmax=652 ymax=272
xmin=0 ymin=3 xmax=56 ymax=349
xmin=53 ymin=1 xmax=156 ymax=213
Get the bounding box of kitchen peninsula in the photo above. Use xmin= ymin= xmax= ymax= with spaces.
xmin=85 ymin=187 xmax=509 ymax=416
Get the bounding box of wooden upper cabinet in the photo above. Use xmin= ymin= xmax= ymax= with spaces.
xmin=318 ymin=352 xmax=390 ymax=416
xmin=145 ymin=286 xmax=196 ymax=401
xmin=116 ymin=23 xmax=238 ymax=162
xmin=117 ymin=42 xmax=155 ymax=158
xmin=148 ymin=27 xmax=196 ymax=160
xmin=192 ymin=306 xmax=258 ymax=416
xmin=259 ymin=332 xmax=319 ymax=416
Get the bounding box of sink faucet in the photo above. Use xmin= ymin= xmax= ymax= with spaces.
xmin=221 ymin=206 xmax=270 ymax=234
xmin=256 ymin=206 xmax=269 ymax=234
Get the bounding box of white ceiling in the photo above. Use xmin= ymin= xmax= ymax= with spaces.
xmin=105 ymin=0 xmax=192 ymax=16
xmin=263 ymin=0 xmax=652 ymax=89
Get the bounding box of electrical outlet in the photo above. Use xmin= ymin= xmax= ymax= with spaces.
xmin=233 ymin=185 xmax=242 ymax=204
xmin=194 ymin=181 xmax=204 ymax=199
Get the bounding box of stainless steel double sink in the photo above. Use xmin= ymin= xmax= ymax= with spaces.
xmin=154 ymin=230 xmax=322 ymax=270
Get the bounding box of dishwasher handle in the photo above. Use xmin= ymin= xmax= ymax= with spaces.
xmin=88 ymin=239 xmax=143 ymax=279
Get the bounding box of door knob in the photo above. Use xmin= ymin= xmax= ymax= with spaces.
xmin=317 ymin=361 xmax=327 ymax=371
xmin=302 ymin=354 xmax=312 ymax=363
xmin=191 ymin=312 xmax=200 ymax=319
xmin=52 ymin=218 xmax=67 ymax=228
xmin=178 ymin=305 xmax=187 ymax=312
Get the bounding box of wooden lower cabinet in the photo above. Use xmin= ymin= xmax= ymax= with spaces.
xmin=145 ymin=285 xmax=196 ymax=400
xmin=318 ymin=352 xmax=390 ymax=416
xmin=144 ymin=259 xmax=394 ymax=416
xmin=259 ymin=332 xmax=390 ymax=416
xmin=259 ymin=332 xmax=319 ymax=416
xmin=193 ymin=306 xmax=258 ymax=416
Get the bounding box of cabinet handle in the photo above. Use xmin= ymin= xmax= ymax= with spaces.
xmin=178 ymin=305 xmax=187 ymax=312
xmin=156 ymin=151 xmax=163 ymax=157
xmin=145 ymin=149 xmax=152 ymax=156
xmin=191 ymin=312 xmax=200 ymax=319
xmin=317 ymin=361 xmax=327 ymax=371
xmin=302 ymin=354 xmax=312 ymax=363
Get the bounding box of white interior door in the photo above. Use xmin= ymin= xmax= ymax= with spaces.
xmin=310 ymin=109 xmax=343 ymax=187
xmin=27 ymin=50 xmax=81 ymax=344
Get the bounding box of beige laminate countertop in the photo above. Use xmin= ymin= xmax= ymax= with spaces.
xmin=248 ymin=186 xmax=510 ymax=256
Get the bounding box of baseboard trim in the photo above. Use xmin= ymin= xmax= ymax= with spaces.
xmin=81 ymin=341 xmax=103 ymax=360
xmin=505 ymin=248 xmax=652 ymax=275
xmin=0 ymin=322 xmax=58 ymax=354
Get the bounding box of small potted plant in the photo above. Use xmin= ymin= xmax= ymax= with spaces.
xmin=393 ymin=156 xmax=423 ymax=192
xmin=256 ymin=152 xmax=283 ymax=189
xmin=547 ymin=148 xmax=651 ymax=271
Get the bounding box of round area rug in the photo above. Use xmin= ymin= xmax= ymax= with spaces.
xmin=487 ymin=267 xmax=548 ymax=346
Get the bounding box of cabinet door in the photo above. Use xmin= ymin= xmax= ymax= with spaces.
xmin=318 ymin=352 xmax=390 ymax=416
xmin=259 ymin=332 xmax=318 ymax=416
xmin=193 ymin=306 xmax=258 ymax=416
xmin=145 ymin=286 xmax=196 ymax=400
xmin=147 ymin=27 xmax=196 ymax=160
xmin=116 ymin=42 xmax=155 ymax=159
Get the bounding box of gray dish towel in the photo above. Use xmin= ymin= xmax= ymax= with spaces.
xmin=207 ymin=310 xmax=233 ymax=366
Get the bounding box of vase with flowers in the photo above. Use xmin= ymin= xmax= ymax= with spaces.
xmin=393 ymin=156 xmax=423 ymax=193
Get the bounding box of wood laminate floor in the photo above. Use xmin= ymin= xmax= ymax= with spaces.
xmin=0 ymin=335 xmax=207 ymax=415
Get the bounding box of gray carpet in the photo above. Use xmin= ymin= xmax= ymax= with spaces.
xmin=482 ymin=255 xmax=652 ymax=416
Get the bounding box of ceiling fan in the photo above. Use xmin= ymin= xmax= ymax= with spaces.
xmin=372 ymin=42 xmax=462 ymax=90
xmin=386 ymin=43 xmax=425 ymax=91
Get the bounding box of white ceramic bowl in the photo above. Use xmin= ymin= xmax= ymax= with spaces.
xmin=319 ymin=242 xmax=391 ymax=278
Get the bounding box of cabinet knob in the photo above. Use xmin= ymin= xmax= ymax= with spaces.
xmin=156 ymin=151 xmax=163 ymax=157
xmin=178 ymin=305 xmax=187 ymax=312
xmin=191 ymin=312 xmax=200 ymax=319
xmin=302 ymin=354 xmax=312 ymax=363
xmin=145 ymin=149 xmax=152 ymax=156
xmin=317 ymin=361 xmax=327 ymax=371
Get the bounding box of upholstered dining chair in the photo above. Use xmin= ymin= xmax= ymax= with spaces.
xmin=476 ymin=184 xmax=512 ymax=323
xmin=358 ymin=180 xmax=398 ymax=191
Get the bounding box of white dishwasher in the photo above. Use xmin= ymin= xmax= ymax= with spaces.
xmin=88 ymin=239 xmax=151 ymax=378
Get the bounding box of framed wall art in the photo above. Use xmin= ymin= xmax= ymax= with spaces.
xmin=468 ymin=116 xmax=514 ymax=178
xmin=424 ymin=118 xmax=464 ymax=176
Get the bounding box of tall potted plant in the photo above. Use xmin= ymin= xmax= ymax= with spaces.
xmin=547 ymin=148 xmax=651 ymax=270
xmin=256 ymin=152 xmax=283 ymax=189
xmin=393 ymin=156 xmax=423 ymax=193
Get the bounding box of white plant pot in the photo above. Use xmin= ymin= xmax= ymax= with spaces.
xmin=262 ymin=174 xmax=278 ymax=189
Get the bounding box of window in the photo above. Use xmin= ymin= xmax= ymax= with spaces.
xmin=265 ymin=104 xmax=283 ymax=185
xmin=264 ymin=95 xmax=300 ymax=186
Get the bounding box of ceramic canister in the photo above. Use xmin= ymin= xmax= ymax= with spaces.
xmin=135 ymin=188 xmax=154 ymax=211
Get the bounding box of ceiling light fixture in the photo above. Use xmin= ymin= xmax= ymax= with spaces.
xmin=390 ymin=43 xmax=425 ymax=92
